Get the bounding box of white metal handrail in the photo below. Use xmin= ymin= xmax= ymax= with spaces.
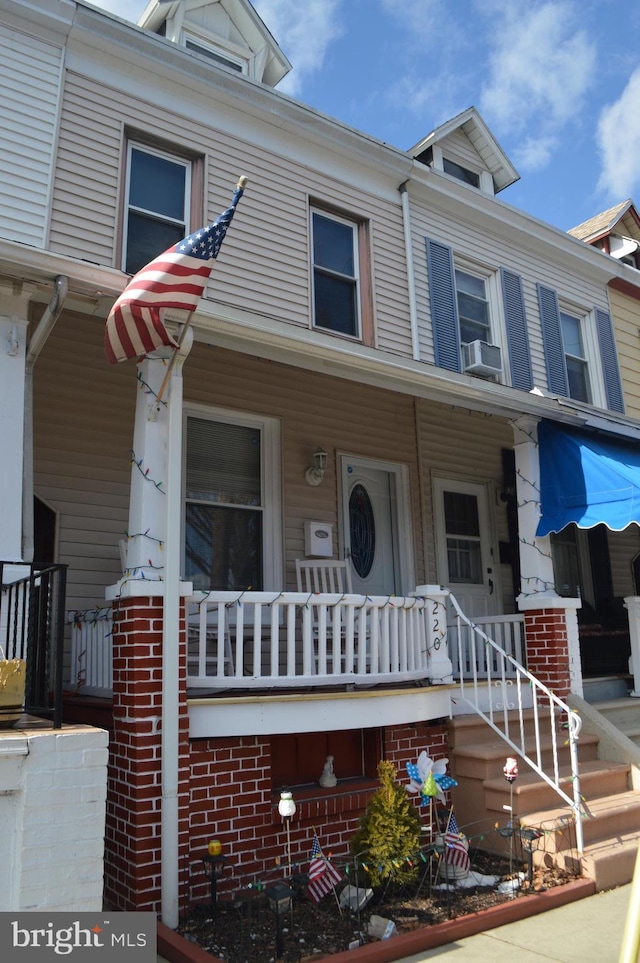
xmin=447 ymin=591 xmax=584 ymax=853
xmin=448 ymin=613 xmax=525 ymax=678
xmin=67 ymin=608 xmax=113 ymax=696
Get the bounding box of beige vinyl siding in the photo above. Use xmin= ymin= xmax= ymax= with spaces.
xmin=186 ymin=342 xmax=424 ymax=590
xmin=416 ymin=398 xmax=516 ymax=610
xmin=441 ymin=129 xmax=482 ymax=170
xmin=609 ymin=287 xmax=640 ymax=419
xmin=0 ymin=29 xmax=62 ymax=247
xmin=51 ymin=74 xmax=412 ymax=355
xmin=33 ymin=309 xmax=136 ymax=612
xmin=608 ymin=527 xmax=640 ymax=598
xmin=412 ymin=200 xmax=611 ymax=389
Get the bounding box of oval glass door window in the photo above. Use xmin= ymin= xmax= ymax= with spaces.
xmin=349 ymin=483 xmax=375 ymax=578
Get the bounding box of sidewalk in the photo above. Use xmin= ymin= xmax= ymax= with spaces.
xmin=399 ymin=884 xmax=634 ymax=962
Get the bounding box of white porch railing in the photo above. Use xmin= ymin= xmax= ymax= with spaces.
xmin=185 ymin=590 xmax=441 ymax=688
xmin=67 ymin=608 xmax=113 ymax=697
xmin=446 ymin=591 xmax=584 ymax=853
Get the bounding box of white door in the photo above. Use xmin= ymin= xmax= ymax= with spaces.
xmin=433 ymin=478 xmax=498 ymax=617
xmin=340 ymin=457 xmax=409 ymax=595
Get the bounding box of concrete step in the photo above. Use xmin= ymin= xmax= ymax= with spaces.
xmin=452 ymin=733 xmax=599 ymax=781
xmin=592 ymin=697 xmax=640 ymax=737
xmin=483 ymin=760 xmax=630 ymax=817
xmin=583 ymin=676 xmax=630 ymax=703
xmin=521 ymin=790 xmax=640 ymax=852
xmin=579 ymin=833 xmax=640 ymax=892
xmin=448 ymin=708 xmax=570 ymax=750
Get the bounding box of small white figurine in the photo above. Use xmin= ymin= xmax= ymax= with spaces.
xmin=319 ymin=754 xmax=337 ymax=787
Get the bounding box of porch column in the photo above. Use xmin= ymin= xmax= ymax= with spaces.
xmin=415 ymin=585 xmax=453 ymax=684
xmin=512 ymin=416 xmax=582 ymax=699
xmin=0 ymin=299 xmax=31 ymax=562
xmin=624 ymin=597 xmax=640 ymax=697
xmin=105 ymin=338 xmax=193 ymax=919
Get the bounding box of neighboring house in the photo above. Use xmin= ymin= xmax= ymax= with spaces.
xmin=3 ymin=0 xmax=640 ymax=923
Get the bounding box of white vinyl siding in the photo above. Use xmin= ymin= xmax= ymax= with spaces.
xmin=0 ymin=29 xmax=63 ymax=247
xmin=610 ymin=288 xmax=640 ymax=419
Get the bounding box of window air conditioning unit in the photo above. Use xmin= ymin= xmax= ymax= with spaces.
xmin=462 ymin=339 xmax=502 ymax=376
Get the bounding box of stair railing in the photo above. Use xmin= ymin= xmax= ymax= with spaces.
xmin=447 ymin=591 xmax=584 ymax=854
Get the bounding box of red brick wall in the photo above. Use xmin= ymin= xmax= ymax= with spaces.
xmin=523 ymin=608 xmax=571 ymax=697
xmin=186 ymin=719 xmax=449 ymax=905
xmin=104 ymin=596 xmax=191 ymax=913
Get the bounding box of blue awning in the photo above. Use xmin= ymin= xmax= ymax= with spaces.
xmin=536 ymin=420 xmax=640 ymax=536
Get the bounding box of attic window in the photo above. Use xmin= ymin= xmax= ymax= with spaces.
xmin=184 ymin=37 xmax=245 ymax=73
xmin=443 ymin=158 xmax=480 ymax=188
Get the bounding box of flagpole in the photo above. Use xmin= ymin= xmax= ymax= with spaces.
xmin=154 ymin=175 xmax=248 ymax=406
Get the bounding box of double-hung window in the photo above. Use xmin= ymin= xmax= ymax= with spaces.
xmin=311 ymin=209 xmax=361 ymax=338
xmin=184 ymin=410 xmax=281 ymax=592
xmin=560 ymin=310 xmax=591 ymax=403
xmin=123 ymin=143 xmax=191 ymax=275
xmin=455 ymin=269 xmax=491 ymax=345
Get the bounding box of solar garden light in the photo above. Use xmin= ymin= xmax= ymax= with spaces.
xmin=266 ymin=881 xmax=292 ymax=959
xmin=278 ymin=790 xmax=296 ymax=876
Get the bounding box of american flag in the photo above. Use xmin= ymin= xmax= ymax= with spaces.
xmin=307 ymin=835 xmax=342 ymax=903
xmin=105 ymin=182 xmax=245 ymax=364
xmin=443 ymin=811 xmax=470 ymax=873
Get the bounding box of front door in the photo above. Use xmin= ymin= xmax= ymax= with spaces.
xmin=433 ymin=478 xmax=498 ymax=617
xmin=340 ymin=457 xmax=410 ymax=595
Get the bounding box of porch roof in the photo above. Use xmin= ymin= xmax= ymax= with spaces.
xmin=537 ymin=420 xmax=640 ymax=535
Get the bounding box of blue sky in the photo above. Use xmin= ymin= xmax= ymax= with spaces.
xmin=93 ymin=0 xmax=640 ymax=233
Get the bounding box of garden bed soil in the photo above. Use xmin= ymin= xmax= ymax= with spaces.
xmin=172 ymin=856 xmax=586 ymax=963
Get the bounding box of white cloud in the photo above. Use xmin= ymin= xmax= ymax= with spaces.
xmin=479 ymin=1 xmax=595 ymax=170
xmin=513 ymin=135 xmax=556 ymax=173
xmin=596 ymin=66 xmax=640 ymax=200
xmin=252 ymin=0 xmax=345 ymax=96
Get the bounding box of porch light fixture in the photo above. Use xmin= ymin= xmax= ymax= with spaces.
xmin=266 ymin=881 xmax=292 ymax=958
xmin=305 ymin=447 xmax=328 ymax=486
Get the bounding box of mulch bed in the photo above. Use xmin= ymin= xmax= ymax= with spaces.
xmin=177 ymin=852 xmax=577 ymax=962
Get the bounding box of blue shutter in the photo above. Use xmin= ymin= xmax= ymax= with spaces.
xmin=426 ymin=238 xmax=461 ymax=372
xmin=595 ymin=307 xmax=625 ymax=413
xmin=500 ymin=268 xmax=533 ymax=390
xmin=537 ymin=283 xmax=569 ymax=395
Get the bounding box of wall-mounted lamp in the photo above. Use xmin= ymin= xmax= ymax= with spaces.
xmin=305 ymin=447 xmax=328 ymax=486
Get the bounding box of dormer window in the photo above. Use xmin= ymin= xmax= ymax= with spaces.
xmin=183 ymin=32 xmax=247 ymax=74
xmin=443 ymin=158 xmax=480 ymax=189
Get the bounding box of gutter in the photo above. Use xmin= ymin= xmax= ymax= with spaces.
xmin=23 ymin=276 xmax=68 ymax=561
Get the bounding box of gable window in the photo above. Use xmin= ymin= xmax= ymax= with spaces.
xmin=456 ymin=269 xmax=491 ymax=344
xmin=184 ymin=36 xmax=246 ymax=73
xmin=443 ymin=158 xmax=480 ymax=189
xmin=311 ymin=209 xmax=361 ymax=338
xmin=560 ymin=310 xmax=591 ymax=403
xmin=123 ymin=143 xmax=191 ymax=275
xmin=184 ymin=409 xmax=281 ymax=592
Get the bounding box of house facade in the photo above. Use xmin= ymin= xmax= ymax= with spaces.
xmin=3 ymin=0 xmax=640 ymax=922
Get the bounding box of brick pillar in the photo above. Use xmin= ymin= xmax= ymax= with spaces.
xmin=104 ymin=595 xmax=190 ymax=913
xmin=519 ymin=598 xmax=582 ymax=699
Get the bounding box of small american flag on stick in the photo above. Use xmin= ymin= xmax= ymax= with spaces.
xmin=105 ymin=178 xmax=246 ymax=364
xmin=307 ymin=834 xmax=342 ymax=903
xmin=442 ymin=811 xmax=470 ymax=873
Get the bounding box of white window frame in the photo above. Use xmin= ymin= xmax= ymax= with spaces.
xmin=310 ymin=207 xmax=362 ymax=341
xmin=122 ymin=141 xmax=191 ymax=273
xmin=454 ymin=258 xmax=508 ymax=376
xmin=431 ymin=145 xmax=494 ymax=195
xmin=182 ymin=30 xmax=248 ymax=74
xmin=182 ymin=404 xmax=283 ymax=592
xmin=559 ymin=302 xmax=606 ymax=407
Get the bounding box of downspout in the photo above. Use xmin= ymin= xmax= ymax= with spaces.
xmin=23 ymin=275 xmax=68 ymax=561
xmin=399 ymin=181 xmax=421 ymax=362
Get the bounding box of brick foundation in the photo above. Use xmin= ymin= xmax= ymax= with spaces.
xmin=523 ymin=607 xmax=572 ymax=698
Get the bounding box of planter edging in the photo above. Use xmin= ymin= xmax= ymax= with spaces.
xmin=157 ymin=877 xmax=595 ymax=963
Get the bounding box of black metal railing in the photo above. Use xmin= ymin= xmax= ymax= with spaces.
xmin=0 ymin=561 xmax=68 ymax=728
